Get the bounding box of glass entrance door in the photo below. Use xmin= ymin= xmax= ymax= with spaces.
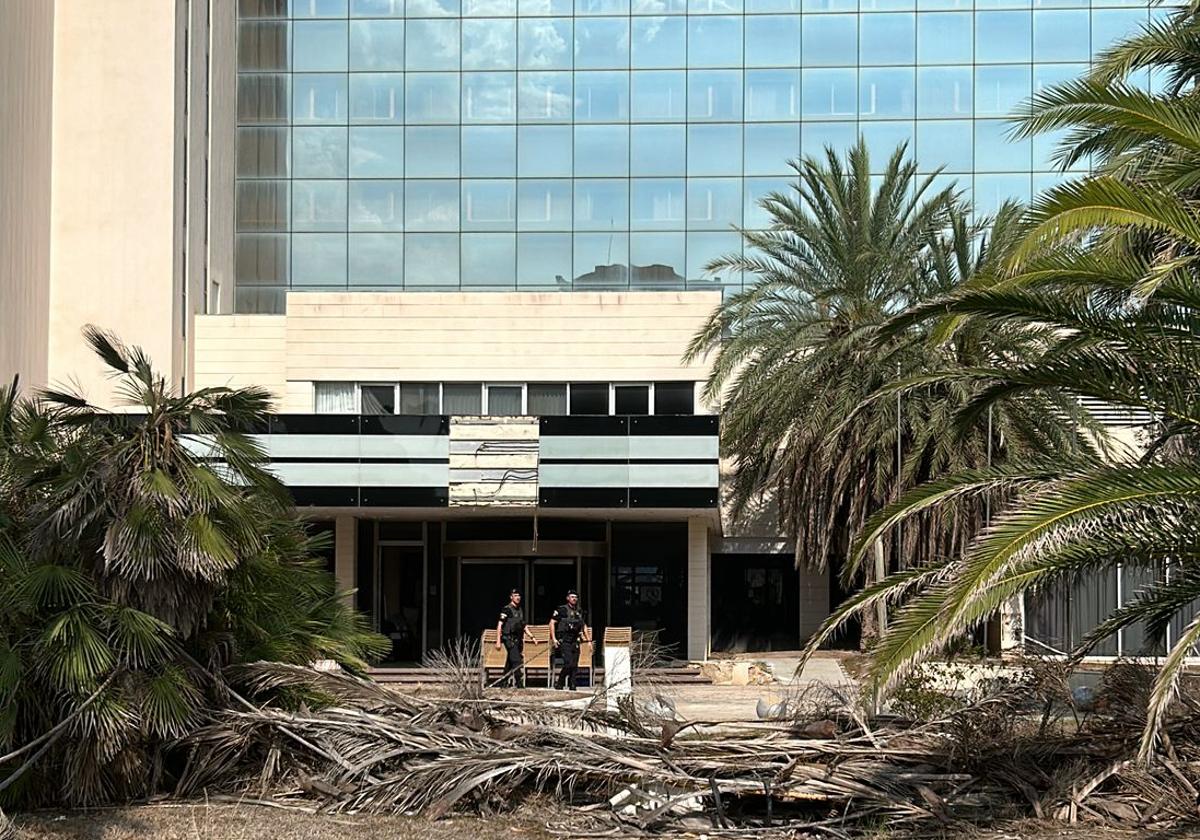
xmin=530 ymin=559 xmax=577 ymax=625
xmin=378 ymin=545 xmax=424 ymax=663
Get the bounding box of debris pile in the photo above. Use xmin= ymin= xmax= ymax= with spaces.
xmin=172 ymin=661 xmax=1200 ymax=835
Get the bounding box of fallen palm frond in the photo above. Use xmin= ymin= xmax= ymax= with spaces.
xmin=168 ymin=660 xmax=1200 ymax=835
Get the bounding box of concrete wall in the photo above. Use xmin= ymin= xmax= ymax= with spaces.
xmin=44 ymin=0 xmax=183 ymax=405
xmin=193 ymin=290 xmax=722 ymax=410
xmin=0 ymin=0 xmax=55 ymax=392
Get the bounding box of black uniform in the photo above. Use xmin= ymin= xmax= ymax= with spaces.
xmin=498 ymin=603 xmax=527 ymax=688
xmin=552 ymin=603 xmax=586 ymax=690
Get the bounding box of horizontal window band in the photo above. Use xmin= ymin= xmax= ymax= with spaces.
xmin=539 ymin=458 xmax=718 ymax=465
xmin=269 ymin=415 xmax=451 ymax=435
xmin=270 ymin=456 xmax=449 ymax=464
xmin=630 ymin=488 xmax=720 ymax=508
xmin=538 ymin=487 xmax=630 ymax=508
xmin=540 ymin=415 xmax=718 ymax=436
xmin=538 ymin=487 xmax=719 ymax=508
xmin=289 ymin=486 xmax=450 ymax=507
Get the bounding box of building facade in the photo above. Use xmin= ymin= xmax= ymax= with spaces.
xmin=0 ymin=0 xmax=1164 ymax=662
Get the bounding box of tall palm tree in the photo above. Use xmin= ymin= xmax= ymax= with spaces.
xmin=0 ymin=328 xmax=385 ymax=806
xmin=686 ymin=142 xmax=1084 ymax=642
xmin=814 ymin=2 xmax=1200 ymax=760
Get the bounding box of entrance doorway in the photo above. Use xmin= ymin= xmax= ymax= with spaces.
xmin=530 ymin=559 xmax=577 ymax=624
xmin=378 ymin=545 xmax=424 ymax=662
xmin=459 ymin=561 xmax=526 ymax=643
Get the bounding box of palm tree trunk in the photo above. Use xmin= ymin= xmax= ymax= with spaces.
xmin=860 ymin=538 xmax=888 ymax=649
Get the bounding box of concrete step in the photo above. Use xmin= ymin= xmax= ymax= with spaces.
xmin=369 ymin=663 xmax=711 ymax=685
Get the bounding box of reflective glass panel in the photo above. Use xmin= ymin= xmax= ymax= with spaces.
xmin=462 ymin=233 xmax=518 ymax=286
xmin=860 ymin=13 xmax=915 ymax=65
xmin=519 ymin=19 xmax=574 ymax=68
xmin=462 ymin=180 xmax=517 ymax=230
xmin=463 ymin=125 xmax=517 ymax=175
xmin=975 ymin=65 xmax=1031 ymax=116
xmin=687 ymin=178 xmax=742 ymax=229
xmin=294 ymin=74 xmax=347 ymax=124
xmin=517 ymin=232 xmax=572 ymax=287
xmin=350 ymin=126 xmax=405 ymax=176
xmin=975 ymin=11 xmax=1032 ymax=63
xmin=575 ymin=71 xmax=631 ymax=120
xmin=294 ymin=21 xmax=348 ymax=71
xmin=406 ymin=73 xmax=461 ymax=122
xmin=518 ymin=125 xmax=574 ymax=174
xmin=405 ymin=180 xmax=461 ymax=230
xmin=744 ymin=123 xmax=798 ymax=175
xmin=293 ymin=181 xmax=348 ymax=231
xmin=350 ymin=20 xmax=405 ymax=70
xmin=517 ymin=179 xmax=573 ymax=228
xmin=463 ymin=19 xmax=517 ymax=69
xmin=917 ymin=13 xmax=972 ymax=64
xmin=574 ymin=125 xmax=629 ymax=175
xmin=405 ymin=126 xmax=460 ymax=176
xmin=688 ymin=16 xmax=743 ymax=67
xmin=688 ymin=70 xmax=743 ymax=120
xmin=630 ymin=124 xmax=686 ymax=175
xmin=349 ymin=234 xmax=404 ymax=285
xmin=631 ymin=178 xmax=685 ymax=229
xmin=405 ymin=234 xmax=460 ymax=287
xmin=859 ymin=67 xmax=914 ymax=118
xmin=745 ymin=69 xmax=800 ymax=120
xmin=744 ymin=16 xmax=801 ymax=67
xmin=632 ymin=70 xmax=687 ymax=120
xmin=632 ymin=17 xmax=686 ymax=68
xmin=518 ymin=71 xmax=574 ymax=119
xmin=349 ymin=181 xmax=405 ymax=230
xmin=407 ymin=19 xmax=461 ymax=70
xmin=575 ymin=18 xmax=630 ymax=68
xmin=293 ymin=126 xmax=348 ymax=177
xmin=687 ymin=124 xmax=742 ymax=174
xmin=463 ymin=72 xmax=518 ymax=121
xmin=350 ymin=74 xmax=405 ymax=123
xmin=802 ymin=15 xmax=857 ymax=67
xmin=801 ymin=68 xmax=858 ymax=119
xmin=292 ymin=233 xmax=348 ymax=286
xmin=916 ymin=66 xmax=972 ymax=116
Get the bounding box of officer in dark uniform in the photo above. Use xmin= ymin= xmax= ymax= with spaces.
xmin=495 ymin=589 xmax=538 ymax=688
xmin=550 ymin=589 xmax=590 ymax=691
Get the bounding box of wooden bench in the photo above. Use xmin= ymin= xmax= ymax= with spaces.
xmin=479 ymin=625 xmax=593 ymax=688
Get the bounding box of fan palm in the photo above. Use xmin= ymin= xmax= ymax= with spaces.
xmin=813 ymin=2 xmax=1200 ymax=760
xmin=685 ymin=142 xmax=1085 ymax=642
xmin=0 ymin=328 xmax=385 ymax=806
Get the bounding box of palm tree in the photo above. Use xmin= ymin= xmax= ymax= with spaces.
xmin=0 ymin=327 xmax=385 ymax=806
xmin=686 ymin=141 xmax=1084 ymax=643
xmin=814 ymin=2 xmax=1200 ymax=759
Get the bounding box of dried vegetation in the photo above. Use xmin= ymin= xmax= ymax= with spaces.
xmin=130 ymin=657 xmax=1200 ymax=838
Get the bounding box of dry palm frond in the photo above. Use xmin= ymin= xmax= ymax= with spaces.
xmin=171 ymin=661 xmax=1200 ymax=835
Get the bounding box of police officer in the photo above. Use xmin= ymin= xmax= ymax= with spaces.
xmin=495 ymin=589 xmax=538 ymax=688
xmin=550 ymin=590 xmax=590 ymax=691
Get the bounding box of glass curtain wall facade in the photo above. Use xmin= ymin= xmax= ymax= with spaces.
xmin=235 ymin=0 xmax=1164 ymax=312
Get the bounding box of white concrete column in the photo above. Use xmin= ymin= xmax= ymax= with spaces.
xmin=334 ymin=515 xmax=357 ymax=606
xmin=999 ymin=595 xmax=1024 ymax=651
xmin=686 ymin=518 xmax=710 ymax=661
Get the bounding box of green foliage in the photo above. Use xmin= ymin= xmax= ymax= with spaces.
xmin=804 ymin=2 xmax=1200 ymax=762
xmin=0 ymin=329 xmax=386 ymax=806
xmin=687 ymin=140 xmax=1089 ymax=611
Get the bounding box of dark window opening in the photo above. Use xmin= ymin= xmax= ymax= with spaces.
xmin=654 ymin=382 xmax=695 ymax=415
xmin=615 ymin=385 xmax=650 ymax=415
xmin=569 ymin=383 xmax=609 ymax=415
xmin=361 ymin=384 xmax=396 ymax=415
